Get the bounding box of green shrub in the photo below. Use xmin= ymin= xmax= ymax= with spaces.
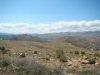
xmin=45 ymin=67 xmax=63 ymax=75
xmin=81 ymin=69 xmax=94 ymax=75
xmin=94 ymin=52 xmax=100 ymax=57
xmin=34 ymin=50 xmax=38 ymax=54
xmin=56 ymin=50 xmax=67 ymax=62
xmin=41 ymin=57 xmax=50 ymax=61
xmin=59 ymin=55 xmax=67 ymax=62
xmin=81 ymin=51 xmax=85 ymax=55
xmin=0 ymin=46 xmax=7 ymax=54
xmin=13 ymin=58 xmax=63 ymax=75
xmin=70 ymin=51 xmax=73 ymax=54
xmin=19 ymin=53 xmax=26 ymax=58
xmin=88 ymin=59 xmax=96 ymax=64
xmin=0 ymin=60 xmax=10 ymax=67
xmin=56 ymin=50 xmax=64 ymax=58
xmin=74 ymin=51 xmax=79 ymax=54
xmin=0 ymin=46 xmax=5 ymax=51
xmin=45 ymin=57 xmax=50 ymax=61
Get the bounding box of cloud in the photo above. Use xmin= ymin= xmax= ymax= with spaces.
xmin=0 ymin=20 xmax=100 ymax=34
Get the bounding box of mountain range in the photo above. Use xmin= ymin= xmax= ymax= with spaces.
xmin=0 ymin=31 xmax=100 ymax=50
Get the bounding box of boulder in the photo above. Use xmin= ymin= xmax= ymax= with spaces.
xmin=82 ymin=56 xmax=88 ymax=60
xmin=67 ymin=61 xmax=72 ymax=66
xmin=95 ymin=62 xmax=99 ymax=65
xmin=81 ymin=60 xmax=89 ymax=64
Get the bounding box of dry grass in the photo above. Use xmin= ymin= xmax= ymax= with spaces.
xmin=0 ymin=40 xmax=100 ymax=75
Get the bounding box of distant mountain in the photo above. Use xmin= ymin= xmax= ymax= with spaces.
xmin=58 ymin=36 xmax=100 ymax=50
xmin=0 ymin=31 xmax=100 ymax=50
xmin=30 ymin=31 xmax=100 ymax=40
xmin=48 ymin=31 xmax=100 ymax=50
xmin=0 ymin=33 xmax=46 ymax=42
xmin=0 ymin=31 xmax=100 ymax=40
xmin=0 ymin=33 xmax=16 ymax=40
xmin=32 ymin=31 xmax=100 ymax=50
xmin=14 ymin=34 xmax=46 ymax=42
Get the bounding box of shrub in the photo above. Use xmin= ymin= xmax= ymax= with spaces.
xmin=0 ymin=46 xmax=5 ymax=51
xmin=44 ymin=57 xmax=50 ymax=61
xmin=0 ymin=59 xmax=10 ymax=67
xmin=80 ymin=68 xmax=100 ymax=75
xmin=0 ymin=57 xmax=64 ymax=75
xmin=0 ymin=46 xmax=7 ymax=54
xmin=74 ymin=51 xmax=79 ymax=54
xmin=56 ymin=50 xmax=64 ymax=58
xmin=70 ymin=51 xmax=73 ymax=54
xmin=81 ymin=51 xmax=85 ymax=55
xmin=59 ymin=55 xmax=67 ymax=62
xmin=88 ymin=58 xmax=96 ymax=64
xmin=81 ymin=69 xmax=93 ymax=75
xmin=19 ymin=52 xmax=26 ymax=58
xmin=13 ymin=58 xmax=44 ymax=75
xmin=45 ymin=67 xmax=64 ymax=75
xmin=94 ymin=52 xmax=100 ymax=57
xmin=34 ymin=50 xmax=38 ymax=54
xmin=56 ymin=50 xmax=67 ymax=62
xmin=41 ymin=57 xmax=50 ymax=61
xmin=13 ymin=58 xmax=63 ymax=75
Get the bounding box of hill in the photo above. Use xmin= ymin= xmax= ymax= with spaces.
xmin=0 ymin=33 xmax=46 ymax=42
xmin=0 ymin=31 xmax=100 ymax=50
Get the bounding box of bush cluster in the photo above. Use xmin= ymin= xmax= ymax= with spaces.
xmin=81 ymin=51 xmax=85 ymax=55
xmin=0 ymin=46 xmax=7 ymax=54
xmin=88 ymin=58 xmax=96 ymax=64
xmin=0 ymin=59 xmax=10 ymax=67
xmin=56 ymin=50 xmax=67 ymax=62
xmin=74 ymin=51 xmax=79 ymax=54
xmin=19 ymin=52 xmax=26 ymax=58
xmin=94 ymin=52 xmax=100 ymax=57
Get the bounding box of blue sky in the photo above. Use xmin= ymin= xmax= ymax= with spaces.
xmin=0 ymin=0 xmax=100 ymax=33
xmin=0 ymin=0 xmax=100 ymax=23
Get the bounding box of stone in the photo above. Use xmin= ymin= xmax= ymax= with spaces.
xmin=95 ymin=62 xmax=99 ymax=65
xmin=81 ymin=60 xmax=89 ymax=64
xmin=82 ymin=56 xmax=88 ymax=60
xmin=67 ymin=61 xmax=72 ymax=66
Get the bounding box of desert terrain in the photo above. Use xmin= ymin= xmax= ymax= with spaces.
xmin=0 ymin=32 xmax=100 ymax=75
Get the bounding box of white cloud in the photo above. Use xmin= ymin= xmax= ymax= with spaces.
xmin=0 ymin=20 xmax=100 ymax=34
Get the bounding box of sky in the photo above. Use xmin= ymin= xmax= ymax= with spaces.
xmin=0 ymin=0 xmax=100 ymax=34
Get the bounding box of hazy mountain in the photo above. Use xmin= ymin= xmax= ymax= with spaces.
xmin=30 ymin=31 xmax=100 ymax=40
xmin=55 ymin=36 xmax=100 ymax=50
xmin=0 ymin=33 xmax=46 ymax=42
xmin=0 ymin=31 xmax=100 ymax=50
xmin=0 ymin=31 xmax=100 ymax=40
